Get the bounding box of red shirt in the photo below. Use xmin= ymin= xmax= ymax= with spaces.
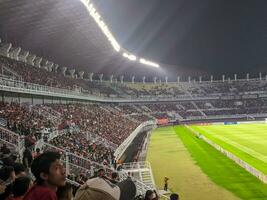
xmin=23 ymin=185 xmax=57 ymax=200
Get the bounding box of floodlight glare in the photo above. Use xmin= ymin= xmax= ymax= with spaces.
xmin=123 ymin=53 xmax=137 ymax=61
xmin=80 ymin=0 xmax=161 ymax=67
xmin=81 ymin=1 xmax=120 ymax=52
xmin=139 ymin=58 xmax=159 ymax=68
xmin=80 ymin=0 xmax=90 ymax=6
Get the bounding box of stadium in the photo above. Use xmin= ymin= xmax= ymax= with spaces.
xmin=0 ymin=0 xmax=267 ymax=200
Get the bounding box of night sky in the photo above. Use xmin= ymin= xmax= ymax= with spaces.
xmin=0 ymin=0 xmax=267 ymax=80
xmin=95 ymin=0 xmax=267 ymax=79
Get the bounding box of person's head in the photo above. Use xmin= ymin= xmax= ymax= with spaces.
xmin=97 ymin=169 xmax=105 ymax=178
xmin=57 ymin=182 xmax=73 ymax=200
xmin=117 ymin=178 xmax=137 ymax=200
xmin=170 ymin=193 xmax=179 ymax=200
xmin=13 ymin=162 xmax=26 ymax=178
xmin=36 ymin=148 xmax=41 ymax=153
xmin=144 ymin=190 xmax=157 ymax=200
xmin=12 ymin=176 xmax=32 ymax=198
xmin=31 ymin=151 xmax=66 ymax=189
xmin=0 ymin=166 xmax=16 ymax=184
xmin=111 ymin=172 xmax=118 ymax=180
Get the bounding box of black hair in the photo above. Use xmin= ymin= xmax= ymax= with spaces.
xmin=144 ymin=190 xmax=154 ymax=200
xmin=56 ymin=182 xmax=72 ymax=200
xmin=111 ymin=172 xmax=118 ymax=179
xmin=13 ymin=163 xmax=26 ymax=176
xmin=170 ymin=193 xmax=179 ymax=200
xmin=31 ymin=151 xmax=61 ymax=185
xmin=0 ymin=166 xmax=14 ymax=181
xmin=12 ymin=176 xmax=31 ymax=197
xmin=98 ymin=168 xmax=105 ymax=172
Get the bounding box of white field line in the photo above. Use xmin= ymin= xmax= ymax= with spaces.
xmin=185 ymin=125 xmax=267 ymax=183
xmin=197 ymin=128 xmax=267 ymax=163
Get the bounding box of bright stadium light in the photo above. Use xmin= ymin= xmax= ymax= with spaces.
xmin=80 ymin=0 xmax=121 ymax=52
xmin=139 ymin=58 xmax=160 ymax=68
xmin=80 ymin=0 xmax=161 ymax=68
xmin=123 ymin=53 xmax=137 ymax=61
xmin=81 ymin=0 xmax=90 ymax=5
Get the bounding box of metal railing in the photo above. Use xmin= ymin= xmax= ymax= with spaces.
xmin=0 ymin=126 xmax=24 ymax=160
xmin=114 ymin=120 xmax=156 ymax=159
xmin=0 ymin=118 xmax=7 ymax=127
xmin=1 ymin=74 xmax=256 ymax=103
xmin=84 ymin=131 xmax=118 ymax=150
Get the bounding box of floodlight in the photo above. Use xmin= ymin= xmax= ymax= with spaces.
xmin=123 ymin=53 xmax=137 ymax=61
xmin=80 ymin=0 xmax=162 ymax=65
xmin=139 ymin=58 xmax=159 ymax=68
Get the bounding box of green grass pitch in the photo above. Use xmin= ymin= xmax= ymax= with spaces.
xmin=147 ymin=125 xmax=267 ymax=200
xmin=191 ymin=123 xmax=267 ymax=174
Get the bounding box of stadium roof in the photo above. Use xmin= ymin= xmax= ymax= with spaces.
xmin=0 ymin=0 xmax=167 ymax=80
xmin=0 ymin=0 xmax=267 ymax=80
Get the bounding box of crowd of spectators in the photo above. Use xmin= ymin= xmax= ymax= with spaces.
xmin=115 ymin=104 xmax=139 ymax=115
xmin=49 ymin=132 xmax=114 ymax=165
xmin=0 ymin=141 xmax=180 ymax=200
xmin=144 ymin=103 xmax=180 ymax=113
xmin=0 ymin=102 xmax=141 ymax=174
xmin=0 ymin=102 xmax=58 ymax=149
xmin=0 ymin=102 xmax=140 ymax=146
xmin=2 ymin=53 xmax=267 ymax=100
xmin=0 ymin=102 xmax=55 ymax=136
xmin=130 ymin=115 xmax=154 ymax=122
xmin=0 ymin=56 xmax=119 ymax=97
xmin=47 ymin=103 xmax=139 ymax=145
xmin=2 ymin=98 xmax=267 ymax=140
xmin=117 ymin=83 xmax=186 ymax=98
xmin=0 ymin=144 xmax=148 ymax=200
xmin=115 ymin=98 xmax=267 ymax=121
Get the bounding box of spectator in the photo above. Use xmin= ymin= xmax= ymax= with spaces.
xmin=144 ymin=190 xmax=157 ymax=200
xmin=23 ymin=151 xmax=66 ymax=200
xmin=74 ymin=177 xmax=136 ymax=200
xmin=170 ymin=193 xmax=179 ymax=200
xmin=13 ymin=163 xmax=26 ymax=178
xmin=0 ymin=166 xmax=16 ymax=185
xmin=33 ymin=148 xmax=41 ymax=159
xmin=0 ymin=166 xmax=16 ymax=199
xmin=8 ymin=176 xmax=32 ymax=200
xmin=164 ymin=177 xmax=169 ymax=191
xmin=22 ymin=148 xmax=33 ymax=172
xmin=97 ymin=169 xmax=105 ymax=178
xmin=1 ymin=154 xmax=16 ymax=167
xmin=56 ymin=182 xmax=72 ymax=200
xmin=110 ymin=172 xmax=119 ymax=184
